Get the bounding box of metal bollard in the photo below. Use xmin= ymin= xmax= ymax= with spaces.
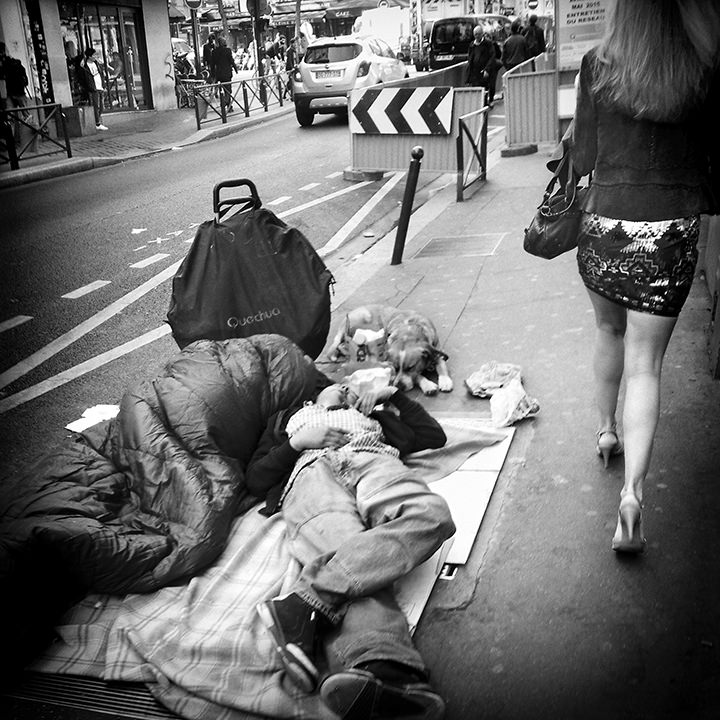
xmin=391 ymin=146 xmax=424 ymax=266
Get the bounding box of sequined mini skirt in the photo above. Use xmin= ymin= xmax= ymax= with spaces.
xmin=576 ymin=213 xmax=700 ymax=317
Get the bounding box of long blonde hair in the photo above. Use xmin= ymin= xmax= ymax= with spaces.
xmin=593 ymin=0 xmax=720 ymax=121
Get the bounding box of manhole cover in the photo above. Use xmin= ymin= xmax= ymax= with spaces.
xmin=414 ymin=234 xmax=503 ymax=258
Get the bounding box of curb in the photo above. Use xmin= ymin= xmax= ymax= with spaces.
xmin=0 ymin=106 xmax=295 ymax=189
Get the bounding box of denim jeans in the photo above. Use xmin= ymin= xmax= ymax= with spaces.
xmin=282 ymin=450 xmax=455 ymax=673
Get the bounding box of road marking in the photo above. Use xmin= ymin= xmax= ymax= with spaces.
xmin=318 ymin=172 xmax=405 ymax=257
xmin=325 ymin=171 xmax=342 ymax=179
xmin=268 ymin=196 xmax=291 ymax=206
xmin=130 ymin=253 xmax=170 ymax=268
xmin=131 ymin=228 xmax=147 ymax=234
xmin=278 ymin=180 xmax=373 ymax=219
xmin=0 ymin=325 xmax=172 ymax=415
xmin=0 ymin=315 xmax=33 ymax=333
xmin=299 ymin=182 xmax=320 ymax=191
xmin=133 ymin=245 xmax=147 ymax=251
xmin=61 ymin=280 xmax=111 ymax=300
xmin=487 ymin=126 xmax=504 ymax=137
xmin=0 ymin=259 xmax=182 ymax=391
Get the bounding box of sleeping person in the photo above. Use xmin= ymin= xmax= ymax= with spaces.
xmin=246 ymin=381 xmax=455 ymax=720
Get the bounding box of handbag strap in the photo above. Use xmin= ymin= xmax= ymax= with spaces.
xmin=543 ymin=150 xmax=579 ymax=205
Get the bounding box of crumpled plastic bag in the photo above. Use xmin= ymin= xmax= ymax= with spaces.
xmin=490 ymin=377 xmax=540 ymax=427
xmin=465 ymin=361 xmax=523 ymax=398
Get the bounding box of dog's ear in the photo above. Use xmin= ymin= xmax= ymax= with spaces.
xmin=433 ymin=348 xmax=449 ymax=362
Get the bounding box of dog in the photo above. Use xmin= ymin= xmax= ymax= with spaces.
xmin=327 ymin=304 xmax=453 ymax=395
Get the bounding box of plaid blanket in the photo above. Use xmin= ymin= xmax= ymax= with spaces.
xmin=31 ymin=420 xmax=506 ymax=719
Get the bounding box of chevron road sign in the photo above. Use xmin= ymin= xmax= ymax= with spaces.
xmin=349 ymin=87 xmax=454 ymax=135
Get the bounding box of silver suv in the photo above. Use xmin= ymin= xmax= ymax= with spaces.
xmin=292 ymin=35 xmax=408 ymax=127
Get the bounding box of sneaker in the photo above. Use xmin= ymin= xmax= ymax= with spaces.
xmin=96 ymin=124 xmax=108 ymax=131
xmin=320 ymin=668 xmax=445 ymax=720
xmin=256 ymin=592 xmax=320 ymax=693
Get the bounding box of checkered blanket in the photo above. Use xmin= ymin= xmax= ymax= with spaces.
xmin=31 ymin=420 xmax=505 ymax=719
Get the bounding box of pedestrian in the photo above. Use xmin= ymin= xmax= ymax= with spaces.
xmin=79 ymin=47 xmax=108 ymax=131
xmin=501 ymin=19 xmax=529 ymax=73
xmin=211 ymin=36 xmax=237 ymax=113
xmin=522 ymin=14 xmax=546 ymax=57
xmin=0 ymin=41 xmax=29 ymax=111
xmin=202 ymin=33 xmax=215 ymax=81
xmin=569 ymin=0 xmax=720 ymax=553
xmin=247 ymin=380 xmax=454 ymax=719
xmin=465 ymin=25 xmax=500 ymax=107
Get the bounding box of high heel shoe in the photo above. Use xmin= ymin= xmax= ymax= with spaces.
xmin=596 ymin=427 xmax=624 ymax=469
xmin=612 ymin=495 xmax=646 ymax=554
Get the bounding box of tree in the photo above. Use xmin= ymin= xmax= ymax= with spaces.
xmin=216 ymin=0 xmax=229 ymax=37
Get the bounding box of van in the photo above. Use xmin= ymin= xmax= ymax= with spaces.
xmin=427 ymin=14 xmax=511 ymax=71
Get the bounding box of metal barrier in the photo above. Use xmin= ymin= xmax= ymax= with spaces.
xmin=456 ymin=104 xmax=489 ymax=202
xmin=503 ymin=52 xmax=557 ymax=146
xmin=192 ymin=72 xmax=292 ymax=130
xmin=1 ymin=103 xmax=71 ymax=170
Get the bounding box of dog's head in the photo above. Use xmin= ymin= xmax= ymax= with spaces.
xmin=385 ymin=330 xmax=448 ymax=391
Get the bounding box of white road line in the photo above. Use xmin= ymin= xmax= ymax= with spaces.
xmin=278 ymin=180 xmax=373 ymax=219
xmin=130 ymin=253 xmax=170 ymax=268
xmin=268 ymin=196 xmax=292 ymax=206
xmin=325 ymin=171 xmax=342 ymax=179
xmin=318 ymin=171 xmax=405 ymax=257
xmin=0 ymin=259 xmax=182 ymax=390
xmin=0 ymin=325 xmax=171 ymax=415
xmin=62 ymin=280 xmax=111 ymax=300
xmin=299 ymin=182 xmax=320 ymax=191
xmin=131 ymin=228 xmax=147 ymax=234
xmin=0 ymin=315 xmax=33 ymax=333
xmin=133 ymin=245 xmax=148 ymax=251
xmin=487 ymin=126 xmax=505 ymax=137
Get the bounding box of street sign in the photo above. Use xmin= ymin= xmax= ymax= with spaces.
xmin=350 ymin=87 xmax=453 ymax=135
xmin=528 ymin=0 xmax=539 ymax=8
xmin=185 ymin=0 xmax=201 ymax=8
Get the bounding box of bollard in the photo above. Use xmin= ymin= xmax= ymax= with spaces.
xmin=391 ymin=146 xmax=424 ymax=266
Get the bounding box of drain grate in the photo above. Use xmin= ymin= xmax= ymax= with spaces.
xmin=414 ymin=234 xmax=503 ymax=258
xmin=2 ymin=672 xmax=177 ymax=719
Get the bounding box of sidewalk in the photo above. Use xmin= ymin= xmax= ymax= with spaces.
xmin=321 ymin=148 xmax=720 ymax=720
xmin=0 ymin=104 xmax=294 ymax=189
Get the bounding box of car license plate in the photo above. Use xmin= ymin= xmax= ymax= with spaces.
xmin=436 ymin=54 xmax=453 ymax=61
xmin=316 ymin=70 xmax=341 ymax=79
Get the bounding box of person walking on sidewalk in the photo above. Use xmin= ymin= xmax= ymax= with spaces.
xmin=80 ymin=47 xmax=108 ymax=131
xmin=501 ymin=19 xmax=529 ymax=73
xmin=465 ymin=25 xmax=500 ymax=107
xmin=247 ymin=381 xmax=454 ymax=719
xmin=211 ymin=36 xmax=237 ymax=114
xmin=522 ymin=14 xmax=546 ymax=58
xmin=570 ymin=0 xmax=720 ymax=553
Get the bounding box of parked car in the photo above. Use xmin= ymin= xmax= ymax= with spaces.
xmin=426 ymin=14 xmax=511 ymax=71
xmin=291 ymin=34 xmax=408 ymax=127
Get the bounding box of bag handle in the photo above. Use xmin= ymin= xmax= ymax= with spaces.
xmin=213 ymin=179 xmax=262 ymax=223
xmin=540 ymin=150 xmax=584 ymax=218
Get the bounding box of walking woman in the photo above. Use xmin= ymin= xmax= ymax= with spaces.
xmin=570 ymin=0 xmax=720 ymax=553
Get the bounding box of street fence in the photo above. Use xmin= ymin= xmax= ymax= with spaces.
xmin=504 ymin=52 xmax=557 ymax=146
xmin=192 ymin=72 xmax=292 ymax=131
xmin=0 ymin=103 xmax=72 ymax=171
xmin=456 ymin=104 xmax=489 ymax=201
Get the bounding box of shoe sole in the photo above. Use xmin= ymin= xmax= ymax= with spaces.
xmin=256 ymin=601 xmax=319 ymax=693
xmin=320 ymin=669 xmax=445 ymax=720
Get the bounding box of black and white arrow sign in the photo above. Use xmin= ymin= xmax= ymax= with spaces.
xmin=349 ymin=87 xmax=453 ymax=135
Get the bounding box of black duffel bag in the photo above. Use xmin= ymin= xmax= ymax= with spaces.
xmin=167 ymin=180 xmax=334 ymax=359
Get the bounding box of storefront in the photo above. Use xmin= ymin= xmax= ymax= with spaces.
xmin=1 ymin=0 xmax=179 ymax=134
xmin=58 ymin=1 xmax=151 ymax=110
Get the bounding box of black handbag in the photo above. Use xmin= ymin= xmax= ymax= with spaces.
xmin=524 ymin=149 xmax=588 ymax=260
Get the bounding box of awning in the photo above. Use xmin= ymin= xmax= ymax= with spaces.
xmin=271 ymin=10 xmax=327 ymax=26
xmin=168 ymin=4 xmax=186 ymax=20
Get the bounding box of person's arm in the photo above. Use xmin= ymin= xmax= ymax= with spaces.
xmin=570 ymin=52 xmax=598 ymax=177
xmin=245 ymin=408 xmax=351 ymax=500
xmin=355 ymin=387 xmax=446 ymax=455
xmin=245 ymin=410 xmax=299 ymax=501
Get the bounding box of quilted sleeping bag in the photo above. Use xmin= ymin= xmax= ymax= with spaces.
xmin=0 ymin=335 xmax=325 ymax=676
